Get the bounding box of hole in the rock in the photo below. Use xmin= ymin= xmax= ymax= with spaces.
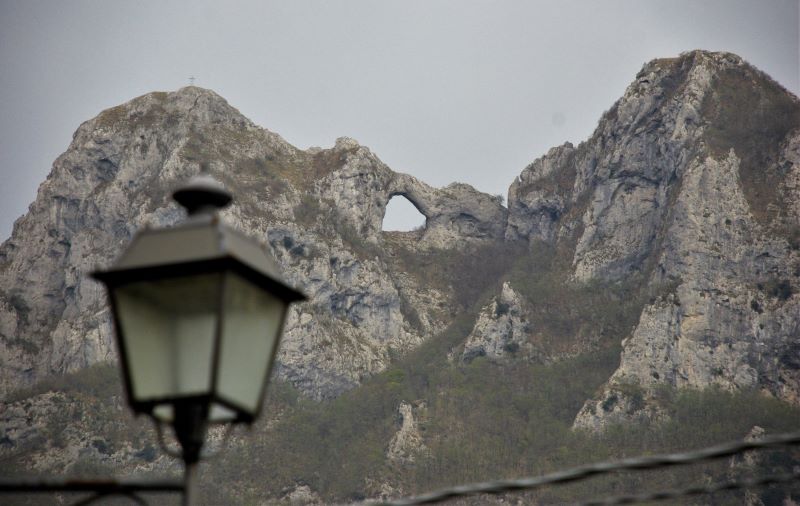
xmin=382 ymin=195 xmax=426 ymax=232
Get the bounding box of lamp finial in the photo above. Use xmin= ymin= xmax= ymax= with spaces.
xmin=172 ymin=175 xmax=232 ymax=215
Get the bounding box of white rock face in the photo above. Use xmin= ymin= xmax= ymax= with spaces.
xmin=313 ymin=137 xmax=507 ymax=250
xmin=506 ymin=143 xmax=576 ymax=243
xmin=279 ymin=484 xmax=322 ymax=505
xmin=1 ymin=50 xmax=799 ymax=442
xmin=506 ymin=51 xmax=800 ymax=429
xmin=0 ymin=87 xmax=505 ymax=400
xmin=461 ymin=282 xmax=539 ymax=362
xmin=575 ymin=148 xmax=800 ymax=429
xmin=386 ymin=401 xmax=428 ymax=465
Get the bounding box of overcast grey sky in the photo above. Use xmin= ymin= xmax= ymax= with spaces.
xmin=1 ymin=0 xmax=798 ymax=237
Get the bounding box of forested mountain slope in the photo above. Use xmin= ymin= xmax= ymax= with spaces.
xmin=1 ymin=50 xmax=799 ymax=504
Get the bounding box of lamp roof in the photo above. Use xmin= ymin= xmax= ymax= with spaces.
xmin=172 ymin=174 xmax=232 ymax=215
xmin=93 ymin=215 xmax=305 ymax=303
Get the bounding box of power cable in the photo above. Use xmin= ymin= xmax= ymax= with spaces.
xmin=579 ymin=468 xmax=800 ymax=505
xmin=367 ymin=430 xmax=800 ymax=505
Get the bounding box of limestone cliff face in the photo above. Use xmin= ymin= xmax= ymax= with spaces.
xmin=312 ymin=136 xmax=506 ymax=249
xmin=386 ymin=401 xmax=428 ymax=465
xmin=503 ymin=50 xmax=800 ymax=429
xmin=460 ymin=282 xmax=540 ymax=363
xmin=0 ymin=88 xmax=505 ymax=400
xmin=1 ymin=50 xmax=799 ymax=436
xmin=575 ymin=142 xmax=800 ymax=429
xmin=0 ymin=89 xmax=228 ymax=396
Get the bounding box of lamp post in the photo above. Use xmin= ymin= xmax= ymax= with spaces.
xmin=91 ymin=175 xmax=305 ymax=505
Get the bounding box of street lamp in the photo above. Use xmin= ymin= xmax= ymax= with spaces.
xmin=91 ymin=175 xmax=305 ymax=504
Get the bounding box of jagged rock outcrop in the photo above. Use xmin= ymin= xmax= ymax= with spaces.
xmin=0 ymin=88 xmax=503 ymax=400
xmin=279 ymin=485 xmax=323 ymax=505
xmin=1 ymin=49 xmax=799 ymax=451
xmin=316 ymin=137 xmax=506 ymax=249
xmin=509 ymin=52 xmax=797 ymax=275
xmin=504 ymin=50 xmax=800 ymax=429
xmin=725 ymin=426 xmax=797 ymax=506
xmin=575 ymin=145 xmax=800 ymax=429
xmin=506 ymin=143 xmax=577 ymax=244
xmin=386 ymin=401 xmax=428 ymax=465
xmin=460 ymin=282 xmax=539 ymax=363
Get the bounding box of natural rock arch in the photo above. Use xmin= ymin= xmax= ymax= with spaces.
xmin=313 ymin=139 xmax=506 ymax=246
xmin=382 ymin=193 xmax=427 ymax=232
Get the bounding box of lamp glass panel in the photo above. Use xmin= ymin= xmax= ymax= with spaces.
xmin=209 ymin=403 xmax=238 ymax=422
xmin=217 ymin=272 xmax=286 ymax=414
xmin=114 ymin=274 xmax=221 ymax=402
xmin=151 ymin=403 xmax=237 ymax=423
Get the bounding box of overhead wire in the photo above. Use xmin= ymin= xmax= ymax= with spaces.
xmin=579 ymin=468 xmax=800 ymax=505
xmin=365 ymin=430 xmax=800 ymax=505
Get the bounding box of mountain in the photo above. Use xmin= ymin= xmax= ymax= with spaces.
xmin=505 ymin=50 xmax=800 ymax=429
xmin=1 ymin=50 xmax=799 ymax=504
xmin=0 ymin=87 xmax=509 ymax=401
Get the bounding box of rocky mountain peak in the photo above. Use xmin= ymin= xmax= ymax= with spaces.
xmin=0 ymin=82 xmax=507 ymax=398
xmin=333 ymin=136 xmax=362 ymax=151
xmin=2 ymin=51 xmax=800 ymax=501
xmin=1 ymin=51 xmax=798 ymax=430
xmin=500 ymin=49 xmax=800 ymax=429
xmin=508 ymin=49 xmax=798 ymax=277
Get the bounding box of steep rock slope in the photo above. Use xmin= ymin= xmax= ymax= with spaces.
xmin=0 ymin=88 xmax=505 ymax=400
xmin=504 ymin=50 xmax=800 ymax=428
xmin=459 ymin=282 xmax=540 ymax=363
xmin=1 ymin=50 xmax=800 ymax=503
xmin=1 ymin=48 xmax=799 ymax=459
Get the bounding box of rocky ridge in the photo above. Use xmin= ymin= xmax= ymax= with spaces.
xmin=503 ymin=51 xmax=800 ymax=428
xmin=0 ymin=89 xmax=506 ymax=400
xmin=1 ymin=50 xmax=799 ymax=486
xmin=459 ymin=282 xmax=540 ymax=363
xmin=386 ymin=401 xmax=428 ymax=465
